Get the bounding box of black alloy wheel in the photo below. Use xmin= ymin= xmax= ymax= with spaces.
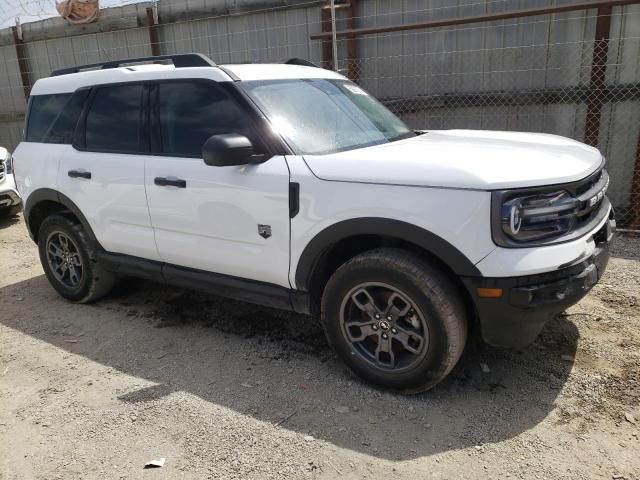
xmin=46 ymin=231 xmax=84 ymax=288
xmin=340 ymin=282 xmax=429 ymax=372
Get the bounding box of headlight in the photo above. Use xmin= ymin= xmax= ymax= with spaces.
xmin=500 ymin=191 xmax=579 ymax=243
xmin=491 ymin=168 xmax=611 ymax=247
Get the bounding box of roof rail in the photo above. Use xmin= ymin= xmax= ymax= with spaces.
xmin=50 ymin=53 xmax=216 ymax=77
xmin=284 ymin=58 xmax=321 ymax=68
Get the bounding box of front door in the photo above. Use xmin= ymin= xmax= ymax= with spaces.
xmin=144 ymin=80 xmax=291 ymax=288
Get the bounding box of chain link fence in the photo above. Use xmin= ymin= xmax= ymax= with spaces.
xmin=0 ymin=0 xmax=639 ymax=228
xmin=324 ymin=3 xmax=640 ymax=229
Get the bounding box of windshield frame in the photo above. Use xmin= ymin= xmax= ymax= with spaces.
xmin=238 ymin=78 xmax=415 ymax=156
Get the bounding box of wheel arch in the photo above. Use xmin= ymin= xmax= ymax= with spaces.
xmin=24 ymin=188 xmax=99 ymax=245
xmin=294 ymin=218 xmax=481 ymax=318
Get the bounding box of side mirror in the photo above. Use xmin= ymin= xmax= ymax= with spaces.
xmin=202 ymin=133 xmax=255 ymax=167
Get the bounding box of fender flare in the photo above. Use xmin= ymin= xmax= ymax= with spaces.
xmin=24 ymin=188 xmax=99 ymax=245
xmin=294 ymin=217 xmax=481 ymax=291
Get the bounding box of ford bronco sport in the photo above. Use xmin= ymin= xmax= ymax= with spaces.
xmin=13 ymin=54 xmax=615 ymax=392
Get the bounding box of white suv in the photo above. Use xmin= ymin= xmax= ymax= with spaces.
xmin=0 ymin=146 xmax=22 ymax=218
xmin=14 ymin=54 xmax=615 ymax=392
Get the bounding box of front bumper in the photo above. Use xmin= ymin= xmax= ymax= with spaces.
xmin=462 ymin=209 xmax=615 ymax=348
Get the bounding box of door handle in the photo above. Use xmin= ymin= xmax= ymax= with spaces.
xmin=154 ymin=177 xmax=186 ymax=188
xmin=68 ymin=170 xmax=91 ymax=179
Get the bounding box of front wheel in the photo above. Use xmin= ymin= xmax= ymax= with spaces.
xmin=321 ymin=248 xmax=468 ymax=393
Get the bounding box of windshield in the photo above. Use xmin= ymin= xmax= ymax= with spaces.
xmin=240 ymin=79 xmax=414 ymax=155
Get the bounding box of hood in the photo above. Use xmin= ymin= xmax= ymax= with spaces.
xmin=0 ymin=146 xmax=7 ymax=161
xmin=302 ymin=130 xmax=603 ymax=190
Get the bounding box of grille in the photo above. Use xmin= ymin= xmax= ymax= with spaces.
xmin=575 ymin=170 xmax=604 ymax=197
xmin=0 ymin=160 xmax=5 ymax=182
xmin=574 ymin=169 xmax=609 ymax=230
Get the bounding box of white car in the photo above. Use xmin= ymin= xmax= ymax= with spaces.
xmin=0 ymin=146 xmax=22 ymax=218
xmin=13 ymin=54 xmax=614 ymax=392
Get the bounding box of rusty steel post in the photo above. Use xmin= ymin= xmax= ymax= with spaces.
xmin=346 ymin=0 xmax=358 ymax=81
xmin=584 ymin=6 xmax=612 ymax=147
xmin=320 ymin=6 xmax=334 ymax=69
xmin=11 ymin=26 xmax=31 ymax=100
xmin=146 ymin=7 xmax=161 ymax=57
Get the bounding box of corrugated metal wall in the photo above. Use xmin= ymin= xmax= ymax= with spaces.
xmin=158 ymin=5 xmax=322 ymax=64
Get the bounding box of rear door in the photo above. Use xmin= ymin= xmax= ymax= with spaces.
xmin=144 ymin=80 xmax=291 ymax=287
xmin=57 ymin=83 xmax=160 ymax=260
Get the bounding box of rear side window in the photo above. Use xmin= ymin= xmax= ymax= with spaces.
xmin=46 ymin=90 xmax=89 ymax=144
xmin=85 ymin=85 xmax=144 ymax=153
xmin=26 ymin=94 xmax=71 ymax=142
xmin=157 ymin=81 xmax=256 ymax=157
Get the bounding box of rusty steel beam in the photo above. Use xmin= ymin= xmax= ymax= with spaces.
xmin=378 ymin=83 xmax=640 ymax=114
xmin=11 ymin=26 xmax=31 ymax=100
xmin=146 ymin=7 xmax=161 ymax=57
xmin=310 ymin=0 xmax=640 ymax=39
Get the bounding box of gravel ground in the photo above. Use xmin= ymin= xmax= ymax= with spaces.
xmin=0 ymin=214 xmax=639 ymax=480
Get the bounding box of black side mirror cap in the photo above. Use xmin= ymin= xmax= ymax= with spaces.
xmin=202 ymin=133 xmax=256 ymax=167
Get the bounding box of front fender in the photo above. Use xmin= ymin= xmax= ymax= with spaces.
xmin=294 ymin=217 xmax=481 ymax=291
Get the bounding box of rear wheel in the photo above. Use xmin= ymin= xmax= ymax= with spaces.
xmin=321 ymin=248 xmax=467 ymax=393
xmin=38 ymin=214 xmax=115 ymax=303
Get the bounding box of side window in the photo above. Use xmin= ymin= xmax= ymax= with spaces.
xmin=85 ymin=85 xmax=144 ymax=153
xmin=46 ymin=90 xmax=89 ymax=144
xmin=26 ymin=94 xmax=71 ymax=142
xmin=158 ymin=81 xmax=257 ymax=157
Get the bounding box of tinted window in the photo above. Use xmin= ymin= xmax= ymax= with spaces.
xmin=46 ymin=90 xmax=89 ymax=144
xmin=85 ymin=85 xmax=143 ymax=152
xmin=158 ymin=82 xmax=256 ymax=157
xmin=26 ymin=94 xmax=71 ymax=142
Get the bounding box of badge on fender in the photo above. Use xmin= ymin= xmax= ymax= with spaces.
xmin=258 ymin=224 xmax=272 ymax=239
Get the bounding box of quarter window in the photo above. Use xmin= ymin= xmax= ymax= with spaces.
xmin=85 ymin=85 xmax=144 ymax=153
xmin=26 ymin=94 xmax=72 ymax=142
xmin=157 ymin=82 xmax=256 ymax=157
xmin=46 ymin=90 xmax=89 ymax=144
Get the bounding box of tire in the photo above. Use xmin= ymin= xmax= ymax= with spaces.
xmin=38 ymin=214 xmax=115 ymax=303
xmin=321 ymin=248 xmax=467 ymax=393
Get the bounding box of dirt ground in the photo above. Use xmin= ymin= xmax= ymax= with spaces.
xmin=0 ymin=214 xmax=638 ymax=480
